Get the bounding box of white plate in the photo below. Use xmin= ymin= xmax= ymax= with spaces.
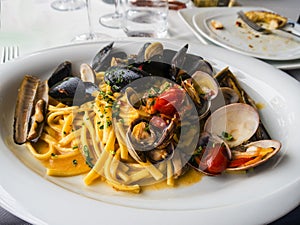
xmin=1 ymin=40 xmax=300 ymax=225
xmin=178 ymin=7 xmax=300 ymax=69
xmin=192 ymin=7 xmax=300 ymax=61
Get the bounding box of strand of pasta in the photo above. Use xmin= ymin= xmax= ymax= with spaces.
xmin=82 ymin=110 xmax=102 ymax=158
xmin=104 ymin=152 xmax=140 ymax=193
xmin=25 ymin=142 xmax=55 ymax=160
xmin=41 ymin=133 xmax=75 ymax=154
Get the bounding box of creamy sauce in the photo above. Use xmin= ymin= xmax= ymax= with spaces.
xmin=143 ymin=168 xmax=203 ymax=191
xmin=256 ymin=102 xmax=265 ymax=110
xmin=31 ymin=142 xmax=204 ymax=191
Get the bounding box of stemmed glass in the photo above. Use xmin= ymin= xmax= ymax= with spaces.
xmin=99 ymin=0 xmax=122 ymax=29
xmin=51 ymin=0 xmax=86 ymax=11
xmin=73 ymin=0 xmax=111 ymax=41
xmin=0 ymin=0 xmax=2 ymax=29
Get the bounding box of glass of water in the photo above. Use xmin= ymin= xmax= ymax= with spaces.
xmin=122 ymin=0 xmax=169 ymax=38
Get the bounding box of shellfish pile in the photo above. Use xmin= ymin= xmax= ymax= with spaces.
xmin=13 ymin=41 xmax=282 ymax=182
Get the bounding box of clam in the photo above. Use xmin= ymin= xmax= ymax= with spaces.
xmin=80 ymin=63 xmax=96 ymax=83
xmin=204 ymin=103 xmax=260 ymax=148
xmin=125 ymin=87 xmax=142 ymax=109
xmin=182 ymin=71 xmax=219 ymax=119
xmin=147 ymin=143 xmax=175 ymax=163
xmin=136 ymin=42 xmax=151 ymax=62
xmin=226 ymin=139 xmax=281 ymax=171
xmin=143 ymin=42 xmax=164 ymax=61
xmin=126 ymin=116 xmax=176 ymax=163
xmin=214 ymin=67 xmax=271 ymax=141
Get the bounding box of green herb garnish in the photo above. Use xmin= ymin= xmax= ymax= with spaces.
xmin=221 ymin=131 xmax=234 ymax=141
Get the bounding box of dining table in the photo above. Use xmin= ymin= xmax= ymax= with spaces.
xmin=0 ymin=0 xmax=299 ymax=224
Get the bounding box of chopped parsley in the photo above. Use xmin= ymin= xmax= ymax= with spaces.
xmin=110 ymin=150 xmax=116 ymax=155
xmin=83 ymin=145 xmax=94 ymax=168
xmin=72 ymin=159 xmax=78 ymax=166
xmin=221 ymin=131 xmax=234 ymax=141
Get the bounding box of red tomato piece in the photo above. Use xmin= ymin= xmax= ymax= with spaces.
xmin=202 ymin=144 xmax=229 ymax=174
xmin=228 ymin=157 xmax=254 ymax=168
xmin=153 ymin=86 xmax=185 ymax=115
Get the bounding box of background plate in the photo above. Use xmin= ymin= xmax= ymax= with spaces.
xmin=178 ymin=7 xmax=300 ymax=69
xmin=192 ymin=7 xmax=300 ymax=61
xmin=0 ymin=40 xmax=300 ymax=225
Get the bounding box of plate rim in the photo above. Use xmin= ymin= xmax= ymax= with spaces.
xmin=1 ymin=40 xmax=300 ymax=225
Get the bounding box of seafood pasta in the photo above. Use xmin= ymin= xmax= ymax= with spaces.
xmin=13 ymin=42 xmax=281 ymax=193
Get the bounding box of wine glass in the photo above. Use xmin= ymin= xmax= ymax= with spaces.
xmin=99 ymin=0 xmax=122 ymax=29
xmin=0 ymin=0 xmax=2 ymax=29
xmin=51 ymin=0 xmax=86 ymax=11
xmin=73 ymin=0 xmax=111 ymax=41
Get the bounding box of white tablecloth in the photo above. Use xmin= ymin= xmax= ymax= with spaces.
xmin=0 ymin=0 xmax=299 ymax=224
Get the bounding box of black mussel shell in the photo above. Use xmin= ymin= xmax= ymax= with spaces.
xmin=94 ymin=51 xmax=128 ymax=72
xmin=104 ymin=66 xmax=148 ymax=92
xmin=183 ymin=54 xmax=213 ymax=76
xmin=136 ymin=42 xmax=151 ymax=63
xmin=91 ymin=42 xmax=127 ymax=72
xmin=133 ymin=61 xmax=172 ymax=79
xmin=84 ymin=82 xmax=100 ymax=101
xmin=48 ymin=61 xmax=72 ymax=88
xmin=49 ymin=77 xmax=86 ymax=106
xmin=91 ymin=42 xmax=114 ymax=72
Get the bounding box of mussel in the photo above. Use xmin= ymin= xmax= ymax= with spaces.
xmin=104 ymin=66 xmax=149 ymax=92
xmin=48 ymin=77 xmax=86 ymax=106
xmin=48 ymin=61 xmax=72 ymax=88
xmin=91 ymin=42 xmax=128 ymax=72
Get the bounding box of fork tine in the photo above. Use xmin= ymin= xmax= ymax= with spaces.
xmin=12 ymin=46 xmax=19 ymax=59
xmin=0 ymin=47 xmax=4 ymax=64
xmin=0 ymin=46 xmax=19 ymax=63
xmin=237 ymin=10 xmax=272 ymax=34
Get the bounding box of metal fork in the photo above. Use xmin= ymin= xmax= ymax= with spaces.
xmin=237 ymin=11 xmax=300 ymax=38
xmin=1 ymin=46 xmax=19 ymax=63
xmin=237 ymin=11 xmax=272 ymax=35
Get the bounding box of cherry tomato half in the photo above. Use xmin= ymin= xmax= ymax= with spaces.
xmin=153 ymin=86 xmax=185 ymax=115
xmin=201 ymin=144 xmax=229 ymax=174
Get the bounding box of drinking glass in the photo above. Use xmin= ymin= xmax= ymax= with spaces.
xmin=73 ymin=0 xmax=111 ymax=41
xmin=122 ymin=0 xmax=169 ymax=37
xmin=99 ymin=0 xmax=122 ymax=29
xmin=51 ymin=0 xmax=86 ymax=11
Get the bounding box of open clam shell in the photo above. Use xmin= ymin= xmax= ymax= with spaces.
xmin=191 ymin=71 xmax=219 ymax=101
xmin=226 ymin=139 xmax=282 ymax=171
xmin=80 ymin=63 xmax=96 ymax=83
xmin=204 ymin=103 xmax=260 ymax=148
